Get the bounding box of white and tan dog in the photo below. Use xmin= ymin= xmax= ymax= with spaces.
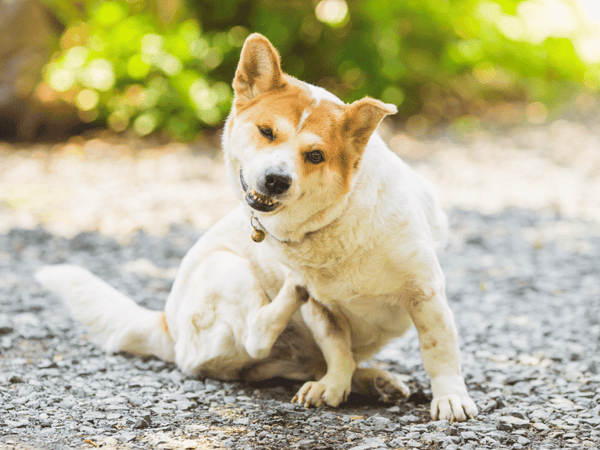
xmin=36 ymin=34 xmax=477 ymax=422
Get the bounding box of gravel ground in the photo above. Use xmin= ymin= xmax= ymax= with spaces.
xmin=1 ymin=119 xmax=600 ymax=449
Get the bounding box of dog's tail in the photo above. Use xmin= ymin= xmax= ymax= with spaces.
xmin=35 ymin=265 xmax=175 ymax=362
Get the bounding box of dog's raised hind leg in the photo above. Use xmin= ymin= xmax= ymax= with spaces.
xmin=352 ymin=367 xmax=410 ymax=404
xmin=243 ymin=273 xmax=309 ymax=359
xmin=292 ymin=299 xmax=355 ymax=407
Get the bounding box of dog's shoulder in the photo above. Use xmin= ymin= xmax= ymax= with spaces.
xmin=353 ymin=133 xmax=447 ymax=247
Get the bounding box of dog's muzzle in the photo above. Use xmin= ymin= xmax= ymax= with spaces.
xmin=240 ymin=171 xmax=282 ymax=213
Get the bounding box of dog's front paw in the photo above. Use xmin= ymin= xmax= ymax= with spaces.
xmin=291 ymin=379 xmax=350 ymax=408
xmin=431 ymin=394 xmax=478 ymax=422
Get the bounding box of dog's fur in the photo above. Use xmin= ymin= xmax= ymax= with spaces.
xmin=36 ymin=34 xmax=477 ymax=421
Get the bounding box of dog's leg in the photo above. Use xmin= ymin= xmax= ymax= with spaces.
xmin=292 ymin=299 xmax=354 ymax=407
xmin=351 ymin=368 xmax=410 ymax=404
xmin=243 ymin=275 xmax=309 ymax=359
xmin=405 ymin=276 xmax=478 ymax=422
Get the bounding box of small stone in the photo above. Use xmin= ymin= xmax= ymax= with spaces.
xmin=369 ymin=415 xmax=391 ymax=431
xmin=498 ymin=416 xmax=530 ymax=430
xmin=461 ymin=431 xmax=478 ymax=441
xmin=175 ymin=400 xmax=194 ymax=411
xmin=388 ymin=437 xmax=405 ymax=447
xmin=133 ymin=415 xmax=151 ymax=429
xmin=0 ymin=314 xmax=13 ymax=335
xmin=6 ymin=419 xmax=28 ymax=428
xmin=222 ymin=438 xmax=236 ymax=448
xmin=428 ymin=420 xmax=451 ymax=430
xmin=181 ymin=380 xmax=204 ymax=393
xmin=565 ymin=417 xmax=581 ymax=426
xmin=8 ymin=374 xmax=24 ymax=384
xmin=532 ymin=422 xmax=549 ymax=431
xmin=529 ymin=409 xmax=551 ymax=421
xmin=125 ymin=394 xmax=142 ymax=406
xmin=357 ymin=438 xmax=387 ymax=449
xmin=398 ymin=414 xmax=420 ymax=424
xmin=583 ymin=417 xmax=600 ymax=427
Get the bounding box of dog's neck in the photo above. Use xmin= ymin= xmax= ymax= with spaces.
xmin=250 ymin=195 xmax=350 ymax=245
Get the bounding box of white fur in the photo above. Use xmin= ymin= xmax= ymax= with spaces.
xmin=306 ymin=83 xmax=345 ymax=106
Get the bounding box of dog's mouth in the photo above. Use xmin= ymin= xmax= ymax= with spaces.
xmin=240 ymin=171 xmax=280 ymax=213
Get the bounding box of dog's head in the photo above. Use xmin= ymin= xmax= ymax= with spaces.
xmin=223 ymin=34 xmax=396 ymax=241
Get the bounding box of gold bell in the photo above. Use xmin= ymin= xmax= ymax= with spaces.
xmin=251 ymin=228 xmax=265 ymax=243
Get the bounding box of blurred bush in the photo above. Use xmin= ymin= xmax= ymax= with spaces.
xmin=39 ymin=0 xmax=600 ymax=139
xmin=41 ymin=0 xmax=241 ymax=140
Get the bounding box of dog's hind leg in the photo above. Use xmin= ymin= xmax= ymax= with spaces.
xmin=351 ymin=367 xmax=410 ymax=404
xmin=243 ymin=274 xmax=310 ymax=359
xmin=292 ymin=299 xmax=355 ymax=407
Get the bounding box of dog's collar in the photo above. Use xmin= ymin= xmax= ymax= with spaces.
xmin=250 ymin=211 xmax=292 ymax=244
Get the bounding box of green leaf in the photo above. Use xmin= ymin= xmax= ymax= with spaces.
xmin=127 ymin=54 xmax=151 ymax=80
xmin=93 ymin=1 xmax=127 ymax=28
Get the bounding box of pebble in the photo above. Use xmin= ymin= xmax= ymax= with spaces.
xmin=0 ymin=314 xmax=13 ymax=335
xmin=349 ymin=438 xmax=388 ymax=449
xmin=498 ymin=416 xmax=530 ymax=430
xmin=460 ymin=431 xmax=478 ymax=441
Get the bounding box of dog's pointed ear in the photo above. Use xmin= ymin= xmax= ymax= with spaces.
xmin=344 ymin=97 xmax=397 ymax=148
xmin=233 ymin=34 xmax=284 ymax=105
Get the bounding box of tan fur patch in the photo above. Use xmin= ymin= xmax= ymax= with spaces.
xmin=234 ymin=75 xmax=361 ymax=199
xmin=160 ymin=312 xmax=169 ymax=334
xmin=295 ymin=285 xmax=310 ymax=303
xmin=310 ymin=298 xmax=343 ymax=336
xmin=296 ymin=101 xmax=355 ymax=193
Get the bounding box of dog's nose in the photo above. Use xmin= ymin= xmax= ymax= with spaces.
xmin=264 ymin=170 xmax=291 ymax=195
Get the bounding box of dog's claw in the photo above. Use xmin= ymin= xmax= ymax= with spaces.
xmin=291 ymin=396 xmax=298 ymax=404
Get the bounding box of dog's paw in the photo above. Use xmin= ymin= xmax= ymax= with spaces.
xmin=431 ymin=394 xmax=478 ymax=422
xmin=352 ymin=368 xmax=410 ymax=404
xmin=291 ymin=380 xmax=350 ymax=408
xmin=372 ymin=372 xmax=410 ymax=404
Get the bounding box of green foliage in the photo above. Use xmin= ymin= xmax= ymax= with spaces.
xmin=211 ymin=0 xmax=596 ymax=128
xmin=42 ymin=0 xmax=599 ymax=138
xmin=42 ymin=0 xmax=241 ymax=139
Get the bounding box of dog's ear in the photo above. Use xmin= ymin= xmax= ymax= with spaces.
xmin=233 ymin=33 xmax=284 ymax=106
xmin=344 ymin=97 xmax=397 ymax=149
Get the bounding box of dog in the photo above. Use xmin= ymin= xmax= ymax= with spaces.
xmin=36 ymin=33 xmax=477 ymax=422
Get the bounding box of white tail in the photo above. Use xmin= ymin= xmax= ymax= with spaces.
xmin=35 ymin=265 xmax=175 ymax=362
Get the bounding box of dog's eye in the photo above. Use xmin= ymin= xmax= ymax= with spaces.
xmin=305 ymin=150 xmax=325 ymax=164
xmin=258 ymin=126 xmax=274 ymax=142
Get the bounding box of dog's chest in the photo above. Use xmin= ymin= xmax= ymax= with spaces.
xmin=269 ymin=231 xmax=404 ymax=302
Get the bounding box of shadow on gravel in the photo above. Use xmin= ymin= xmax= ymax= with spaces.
xmin=1 ymin=208 xmax=600 ymax=449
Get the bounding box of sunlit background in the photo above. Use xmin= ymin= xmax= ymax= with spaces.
xmin=1 ymin=0 xmax=600 ymax=237
xmin=2 ymin=0 xmax=600 ymax=140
